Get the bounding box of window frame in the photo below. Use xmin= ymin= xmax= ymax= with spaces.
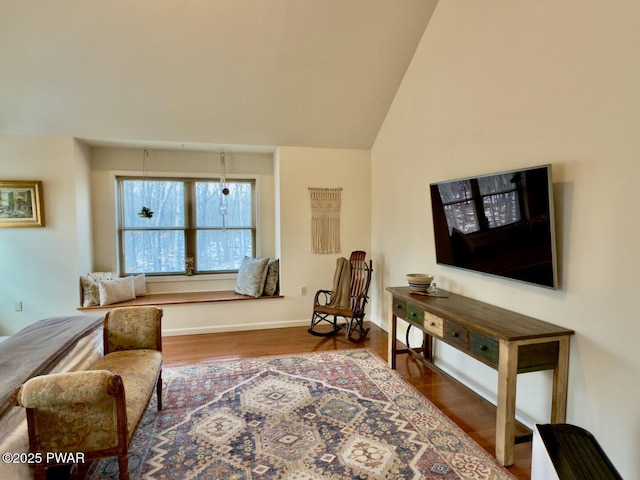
xmin=116 ymin=173 xmax=259 ymax=277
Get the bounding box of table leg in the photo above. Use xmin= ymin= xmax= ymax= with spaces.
xmin=551 ymin=336 xmax=570 ymax=423
xmin=423 ymin=331 xmax=432 ymax=362
xmin=387 ymin=293 xmax=397 ymax=369
xmin=496 ymin=341 xmax=518 ymax=466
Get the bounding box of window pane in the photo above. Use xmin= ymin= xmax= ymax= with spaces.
xmin=195 ymin=181 xmax=253 ymax=228
xmin=438 ymin=182 xmax=479 ymax=234
xmin=477 ymin=173 xmax=515 ymax=195
xmin=483 ymin=192 xmax=521 ymax=228
xmin=438 ymin=180 xmax=473 ymax=203
xmin=122 ymin=180 xmax=185 ymax=228
xmin=478 ymin=173 xmax=521 ymax=227
xmin=196 ymin=229 xmax=253 ymax=271
xmin=123 ymin=230 xmax=185 ymax=274
xmin=443 ymin=201 xmax=479 ymax=234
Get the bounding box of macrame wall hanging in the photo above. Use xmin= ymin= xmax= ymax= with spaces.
xmin=309 ymin=187 xmax=342 ymax=254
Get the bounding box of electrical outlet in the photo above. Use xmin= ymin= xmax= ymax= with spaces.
xmin=300 ymin=286 xmax=307 ymax=296
xmin=14 ymin=301 xmax=23 ymax=312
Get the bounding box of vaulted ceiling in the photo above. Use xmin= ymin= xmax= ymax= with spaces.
xmin=0 ymin=1 xmax=437 ymax=150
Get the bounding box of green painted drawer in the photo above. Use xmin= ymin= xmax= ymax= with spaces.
xmin=406 ymin=303 xmax=423 ymax=327
xmin=470 ymin=332 xmax=499 ymax=367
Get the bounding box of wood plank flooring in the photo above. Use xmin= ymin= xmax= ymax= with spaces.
xmin=163 ymin=322 xmax=532 ymax=479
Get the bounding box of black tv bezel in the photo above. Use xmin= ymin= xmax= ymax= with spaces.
xmin=429 ymin=164 xmax=559 ymax=290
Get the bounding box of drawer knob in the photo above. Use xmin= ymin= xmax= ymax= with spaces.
xmin=452 ymin=332 xmax=459 ymax=337
xmin=410 ymin=312 xmax=416 ymax=317
xmin=430 ymin=322 xmax=436 ymax=327
xmin=479 ymin=345 xmax=487 ymax=351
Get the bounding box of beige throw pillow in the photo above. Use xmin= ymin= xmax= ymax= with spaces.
xmin=98 ymin=276 xmax=136 ymax=306
xmin=133 ymin=273 xmax=147 ymax=297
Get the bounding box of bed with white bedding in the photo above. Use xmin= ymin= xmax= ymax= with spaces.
xmin=0 ymin=315 xmax=104 ymax=480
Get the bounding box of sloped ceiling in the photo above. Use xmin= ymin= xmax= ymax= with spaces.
xmin=0 ymin=0 xmax=438 ymax=151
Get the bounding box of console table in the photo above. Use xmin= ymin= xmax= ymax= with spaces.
xmin=387 ymin=286 xmax=574 ymax=466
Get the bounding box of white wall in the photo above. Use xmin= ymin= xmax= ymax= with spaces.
xmin=73 ymin=140 xmax=94 ymax=275
xmin=371 ymin=2 xmax=640 ymax=478
xmin=276 ymin=146 xmax=372 ymax=321
xmin=0 ymin=135 xmax=93 ymax=334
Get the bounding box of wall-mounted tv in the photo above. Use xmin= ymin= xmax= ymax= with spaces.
xmin=430 ymin=164 xmax=558 ymax=289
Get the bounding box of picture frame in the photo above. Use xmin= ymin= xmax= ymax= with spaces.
xmin=0 ymin=181 xmax=45 ymax=227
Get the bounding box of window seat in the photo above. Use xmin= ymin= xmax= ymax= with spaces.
xmin=77 ymin=290 xmax=283 ymax=311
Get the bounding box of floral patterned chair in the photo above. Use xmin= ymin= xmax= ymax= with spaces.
xmin=13 ymin=306 xmax=163 ymax=480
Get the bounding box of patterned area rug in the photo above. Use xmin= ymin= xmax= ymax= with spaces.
xmin=87 ymin=349 xmax=515 ymax=479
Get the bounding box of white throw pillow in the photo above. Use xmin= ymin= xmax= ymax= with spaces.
xmin=98 ymin=276 xmax=136 ymax=306
xmin=132 ymin=273 xmax=147 ymax=297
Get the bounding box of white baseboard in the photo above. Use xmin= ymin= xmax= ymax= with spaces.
xmin=162 ymin=318 xmax=310 ymax=337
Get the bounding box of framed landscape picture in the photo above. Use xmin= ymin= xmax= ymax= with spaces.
xmin=0 ymin=181 xmax=45 ymax=227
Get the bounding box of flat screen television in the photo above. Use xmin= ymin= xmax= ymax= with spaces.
xmin=430 ymin=164 xmax=558 ymax=289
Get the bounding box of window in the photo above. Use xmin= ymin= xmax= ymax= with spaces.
xmin=438 ymin=173 xmax=522 ymax=234
xmin=117 ymin=177 xmax=256 ymax=275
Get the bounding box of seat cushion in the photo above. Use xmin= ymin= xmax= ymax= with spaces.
xmin=90 ymin=349 xmax=162 ymax=440
xmin=314 ymin=305 xmax=355 ymax=317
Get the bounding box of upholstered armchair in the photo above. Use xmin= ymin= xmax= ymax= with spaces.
xmin=103 ymin=305 xmax=163 ymax=412
xmin=15 ymin=370 xmax=127 ymax=479
xmin=13 ymin=306 xmax=163 ymax=480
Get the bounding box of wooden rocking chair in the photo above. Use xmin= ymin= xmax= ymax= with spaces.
xmin=308 ymin=251 xmax=373 ymax=340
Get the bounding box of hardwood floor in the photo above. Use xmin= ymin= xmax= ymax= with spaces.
xmin=163 ymin=322 xmax=532 ymax=479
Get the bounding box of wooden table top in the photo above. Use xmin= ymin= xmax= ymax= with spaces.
xmin=388 ymin=286 xmax=574 ymax=342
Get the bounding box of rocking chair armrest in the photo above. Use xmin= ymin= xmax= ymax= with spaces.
xmin=313 ymin=289 xmax=332 ymax=306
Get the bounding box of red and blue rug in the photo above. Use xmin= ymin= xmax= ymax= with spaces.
xmin=88 ymin=349 xmax=515 ymax=479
